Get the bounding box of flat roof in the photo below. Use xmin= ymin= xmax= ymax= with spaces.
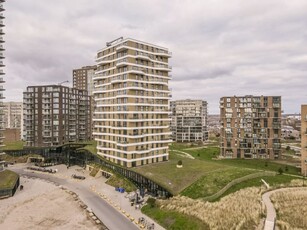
xmin=97 ymin=37 xmax=169 ymax=53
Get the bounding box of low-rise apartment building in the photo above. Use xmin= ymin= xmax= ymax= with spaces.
xmin=23 ymin=85 xmax=91 ymax=147
xmin=220 ymin=95 xmax=281 ymax=159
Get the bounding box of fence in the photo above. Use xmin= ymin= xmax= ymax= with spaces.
xmin=5 ymin=145 xmax=173 ymax=198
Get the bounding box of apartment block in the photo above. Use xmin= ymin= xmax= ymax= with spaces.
xmin=23 ymin=85 xmax=91 ymax=147
xmin=73 ymin=65 xmax=97 ymax=139
xmin=0 ymin=0 xmax=5 ymax=151
xmin=301 ymin=105 xmax=307 ymax=176
xmin=220 ymin=95 xmax=281 ymax=159
xmin=170 ymin=99 xmax=208 ymax=142
xmin=73 ymin=65 xmax=97 ymax=95
xmin=3 ymin=102 xmax=23 ymax=129
xmin=93 ymin=37 xmax=172 ymax=167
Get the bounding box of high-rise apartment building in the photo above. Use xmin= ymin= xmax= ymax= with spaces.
xmin=73 ymin=65 xmax=97 ymax=95
xmin=23 ymin=85 xmax=91 ymax=147
xmin=220 ymin=95 xmax=281 ymax=159
xmin=301 ymin=105 xmax=307 ymax=176
xmin=93 ymin=37 xmax=172 ymax=167
xmin=0 ymin=0 xmax=5 ymax=152
xmin=73 ymin=65 xmax=97 ymax=139
xmin=170 ymin=99 xmax=208 ymax=142
xmin=3 ymin=102 xmax=23 ymax=129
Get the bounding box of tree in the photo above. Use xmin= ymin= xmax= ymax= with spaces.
xmin=278 ymin=167 xmax=284 ymax=175
xmin=285 ymin=166 xmax=288 ymax=172
xmin=286 ymin=146 xmax=290 ymax=151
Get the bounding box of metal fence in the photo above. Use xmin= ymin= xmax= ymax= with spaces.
xmin=5 ymin=145 xmax=173 ymax=198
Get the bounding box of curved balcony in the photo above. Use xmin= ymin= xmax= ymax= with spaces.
xmin=116 ymin=59 xmax=128 ymax=67
xmin=156 ymin=50 xmax=172 ymax=57
xmin=116 ymin=44 xmax=129 ymax=52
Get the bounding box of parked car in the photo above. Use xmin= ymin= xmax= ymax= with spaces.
xmin=72 ymin=174 xmax=85 ymax=180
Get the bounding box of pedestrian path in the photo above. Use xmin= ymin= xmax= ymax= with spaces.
xmin=262 ymin=187 xmax=307 ymax=230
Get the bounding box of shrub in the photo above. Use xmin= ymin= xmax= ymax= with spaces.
xmin=177 ymin=160 xmax=182 ymax=166
xmin=271 ymin=188 xmax=307 ymax=229
xmin=285 ymin=166 xmax=288 ymax=172
xmin=278 ymin=167 xmax=284 ymax=175
xmin=158 ymin=187 xmax=264 ymax=229
xmin=147 ymin=197 xmax=156 ymax=208
xmin=265 ymin=162 xmax=268 ymax=167
xmin=286 ymin=146 xmax=290 ymax=151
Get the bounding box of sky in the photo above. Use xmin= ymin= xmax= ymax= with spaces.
xmin=3 ymin=0 xmax=307 ymax=114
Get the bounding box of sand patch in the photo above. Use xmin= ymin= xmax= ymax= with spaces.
xmin=0 ymin=177 xmax=99 ymax=230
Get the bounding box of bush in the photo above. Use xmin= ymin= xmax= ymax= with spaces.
xmin=177 ymin=160 xmax=183 ymax=166
xmin=286 ymin=146 xmax=290 ymax=151
xmin=147 ymin=197 xmax=156 ymax=208
xmin=285 ymin=166 xmax=288 ymax=172
xmin=278 ymin=167 xmax=284 ymax=175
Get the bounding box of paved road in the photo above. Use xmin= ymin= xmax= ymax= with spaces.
xmin=11 ymin=167 xmax=138 ymax=230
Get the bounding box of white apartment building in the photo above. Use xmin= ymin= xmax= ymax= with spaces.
xmin=3 ymin=102 xmax=23 ymax=129
xmin=93 ymin=37 xmax=172 ymax=167
xmin=171 ymin=99 xmax=208 ymax=142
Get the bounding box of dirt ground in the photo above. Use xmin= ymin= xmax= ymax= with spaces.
xmin=0 ymin=177 xmax=99 ymax=230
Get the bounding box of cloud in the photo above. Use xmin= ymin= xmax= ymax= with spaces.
xmin=3 ymin=0 xmax=307 ymax=114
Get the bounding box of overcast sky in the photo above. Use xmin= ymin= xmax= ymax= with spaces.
xmin=4 ymin=0 xmax=307 ymax=114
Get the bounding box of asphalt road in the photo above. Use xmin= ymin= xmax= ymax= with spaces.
xmin=11 ymin=167 xmax=138 ymax=230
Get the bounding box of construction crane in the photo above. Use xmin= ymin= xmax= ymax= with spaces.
xmin=58 ymin=80 xmax=69 ymax=86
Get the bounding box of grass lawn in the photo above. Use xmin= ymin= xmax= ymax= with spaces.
xmin=184 ymin=146 xmax=300 ymax=175
xmin=88 ymin=162 xmax=137 ymax=192
xmin=181 ymin=167 xmax=256 ymax=199
xmin=2 ymin=141 xmax=25 ymax=151
xmin=134 ymin=144 xmax=300 ymax=196
xmin=0 ymin=170 xmax=19 ymax=189
xmin=106 ymin=174 xmax=137 ymax=192
xmin=132 ymin=152 xmax=225 ymax=195
xmin=142 ymin=205 xmax=209 ymax=230
xmin=214 ymin=174 xmax=296 ymax=201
